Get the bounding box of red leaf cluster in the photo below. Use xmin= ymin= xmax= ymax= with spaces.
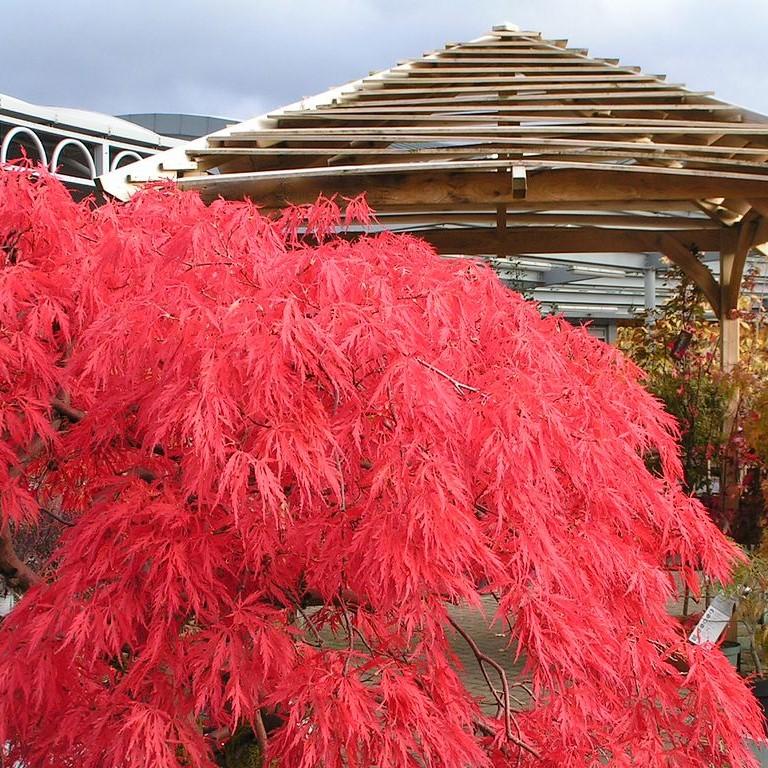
xmin=0 ymin=168 xmax=762 ymax=767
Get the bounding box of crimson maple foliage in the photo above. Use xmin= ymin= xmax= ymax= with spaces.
xmin=0 ymin=167 xmax=764 ymax=767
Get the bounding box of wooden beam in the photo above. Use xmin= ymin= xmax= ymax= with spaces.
xmin=374 ymin=211 xmax=717 ymax=229
xmin=695 ymin=200 xmax=742 ymax=226
xmin=385 ymin=63 xmax=669 ymax=73
xmin=176 ymin=167 xmax=768 ymax=208
xmin=752 ymin=216 xmax=768 ymax=247
xmin=658 ymin=233 xmax=722 ymax=315
xmin=370 ymin=66 xmax=646 ymax=78
xmin=409 ymin=226 xmax=720 ymax=255
xmin=512 ymin=166 xmax=527 ymax=199
xmin=724 ymin=212 xmax=761 ymax=311
xmin=370 ymin=201 xmax=702 ymax=216
xmin=747 ymin=198 xmax=768 ymax=219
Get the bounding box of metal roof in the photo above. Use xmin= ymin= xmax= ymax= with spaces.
xmin=0 ymin=93 xmax=178 ymax=147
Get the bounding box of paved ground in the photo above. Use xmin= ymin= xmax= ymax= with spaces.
xmin=446 ymin=597 xmax=529 ymax=714
xmin=447 ymin=575 xmax=762 ymax=710
xmin=314 ymin=576 xmax=751 ymax=714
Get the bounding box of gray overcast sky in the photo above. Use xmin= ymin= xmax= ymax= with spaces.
xmin=2 ymin=0 xmax=768 ymax=121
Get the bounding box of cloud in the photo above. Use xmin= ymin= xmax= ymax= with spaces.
xmin=2 ymin=0 xmax=768 ymax=119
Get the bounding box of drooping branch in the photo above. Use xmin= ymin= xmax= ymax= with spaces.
xmin=448 ymin=616 xmax=541 ymax=761
xmin=415 ymin=357 xmax=480 ymax=394
xmin=38 ymin=506 xmax=75 ymax=528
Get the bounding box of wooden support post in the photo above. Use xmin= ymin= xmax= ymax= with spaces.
xmin=719 ymin=228 xmax=740 ymax=532
xmin=720 ymin=227 xmax=740 ymax=372
xmin=644 ymin=265 xmax=657 ymax=315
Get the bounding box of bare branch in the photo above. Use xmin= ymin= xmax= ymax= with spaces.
xmin=414 ymin=357 xmax=479 ymax=394
xmin=340 ymin=598 xmax=355 ymax=673
xmin=38 ymin=506 xmax=75 ymax=527
xmin=448 ymin=616 xmax=540 ymax=761
xmin=295 ymin=604 xmax=324 ymax=648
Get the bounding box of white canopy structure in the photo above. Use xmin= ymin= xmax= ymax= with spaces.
xmin=0 ymin=93 xmax=179 ymax=194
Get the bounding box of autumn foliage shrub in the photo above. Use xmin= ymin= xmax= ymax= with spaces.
xmin=0 ymin=168 xmax=764 ymax=767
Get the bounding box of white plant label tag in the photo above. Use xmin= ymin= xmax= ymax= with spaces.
xmin=689 ymin=594 xmax=736 ymax=645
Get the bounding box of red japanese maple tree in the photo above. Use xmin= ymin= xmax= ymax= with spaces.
xmin=0 ymin=167 xmax=763 ymax=767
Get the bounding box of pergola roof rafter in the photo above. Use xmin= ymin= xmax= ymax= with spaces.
xmin=98 ymin=23 xmax=768 ymax=322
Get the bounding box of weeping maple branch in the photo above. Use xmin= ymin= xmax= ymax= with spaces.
xmin=448 ymin=616 xmax=541 ymax=761
xmin=38 ymin=506 xmax=74 ymax=527
xmin=414 ymin=357 xmax=479 ymax=394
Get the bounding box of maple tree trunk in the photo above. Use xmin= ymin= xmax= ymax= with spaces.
xmin=0 ymin=522 xmax=40 ymax=593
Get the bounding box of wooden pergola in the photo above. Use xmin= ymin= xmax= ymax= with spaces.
xmin=99 ymin=23 xmax=768 ymax=369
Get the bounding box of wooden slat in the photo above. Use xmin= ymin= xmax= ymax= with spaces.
xmin=408 ymin=56 xmax=652 ymax=66
xmin=434 ymin=49 xmax=627 ymax=58
xmin=441 ymin=43 xmax=566 ymax=52
xmin=232 ymin=114 xmax=768 ymax=132
xmin=435 ymin=44 xmax=588 ymax=53
xmin=395 ymin=62 xmax=647 ymax=72
xmin=356 ymin=72 xmax=664 ymax=94
xmin=277 ymin=106 xmax=738 ymax=122
xmin=223 ymin=124 xmax=768 ymax=143
xmin=349 ymin=83 xmax=688 ymax=103
xmin=190 ymin=140 xmax=768 ymax=158
xmin=284 ymin=93 xmax=711 ymax=113
xmin=428 ymin=41 xmax=572 ymax=49
xmin=340 ymin=92 xmax=699 ymax=111
xmin=355 ymin=77 xmax=668 ymax=97
xmin=439 ymin=43 xmax=562 ymax=51
xmin=423 ymin=51 xmax=603 ymax=61
xmin=173 ymin=157 xmax=768 ymax=183
xmin=365 ymin=68 xmax=643 ymax=82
